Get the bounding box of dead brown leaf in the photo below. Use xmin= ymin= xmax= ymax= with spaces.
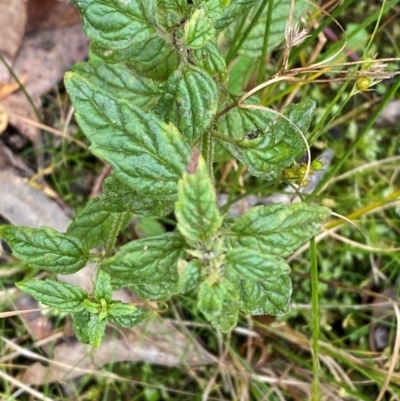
xmin=0 ymin=0 xmax=27 ymax=82
xmin=21 ymin=318 xmax=215 ymax=386
xmin=26 ymin=0 xmax=81 ymax=32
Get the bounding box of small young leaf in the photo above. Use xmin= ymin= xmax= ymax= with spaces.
xmin=184 ymin=8 xmax=215 ymax=49
xmin=176 ymin=154 xmax=222 ymax=245
xmin=190 ymin=40 xmax=227 ymax=81
xmin=101 ymin=175 xmax=175 ymax=217
xmin=177 ymin=259 xmax=201 ymax=293
xmin=198 ymin=279 xmax=239 ymax=331
xmin=100 ymin=232 xmax=186 ymax=298
xmin=83 ymin=299 xmax=100 ymax=314
xmin=156 ymin=0 xmax=186 ymax=29
xmin=239 ymin=275 xmax=292 ymax=315
xmin=16 ymin=279 xmax=87 ymax=313
xmin=87 ymin=313 xmax=107 ymax=348
xmin=226 ymin=248 xmax=290 ymax=281
xmin=72 ymin=61 xmax=162 ymax=109
xmin=0 ymin=226 xmax=89 ymax=274
xmin=226 ymin=203 xmax=331 ymax=257
xmin=221 ymin=100 xmax=315 ymax=180
xmin=73 ymin=310 xmax=91 ymax=344
xmin=156 ymin=65 xmax=219 ymax=143
xmin=211 ymin=297 xmax=239 ymax=333
xmin=197 ymin=280 xmax=225 ymax=320
xmin=64 ymin=73 xmax=191 ymax=198
xmin=109 ymin=303 xmax=151 ymax=328
xmin=71 ymin=0 xmax=156 ymax=52
xmin=67 ymin=197 xmax=131 ymax=249
xmin=94 ymin=270 xmax=112 ymax=303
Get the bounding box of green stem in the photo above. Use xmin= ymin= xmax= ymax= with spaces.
xmin=310 ymin=236 xmax=320 ymax=401
xmin=225 ymin=0 xmax=270 ymax=65
xmin=309 ymin=80 xmax=352 ymax=145
xmin=105 ymin=213 xmax=125 ymax=256
xmin=307 ymin=75 xmax=400 ymax=202
xmin=202 ymin=130 xmax=214 ymax=178
xmin=256 ymin=0 xmax=274 ymax=85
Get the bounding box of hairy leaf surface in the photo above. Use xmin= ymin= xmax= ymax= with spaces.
xmin=239 ymin=275 xmax=292 ymax=315
xmin=184 ymin=7 xmax=215 ymax=49
xmin=198 ymin=279 xmax=239 ymax=332
xmin=156 ymin=0 xmax=186 ymax=29
xmin=156 ymin=65 xmax=218 ymax=143
xmin=70 ymin=0 xmax=156 ymax=52
xmin=226 ymin=203 xmax=331 ymax=257
xmin=221 ymin=100 xmax=315 ymax=179
xmin=72 ymin=61 xmax=162 ymax=109
xmin=92 ymin=36 xmax=180 ymax=81
xmin=190 ymin=40 xmax=227 ymax=81
xmin=100 ymin=232 xmax=186 ymax=298
xmin=101 ymin=175 xmax=175 ymax=216
xmin=176 ymin=155 xmax=222 ymax=245
xmin=67 ymin=197 xmax=130 ymax=249
xmin=109 ymin=305 xmax=151 ymax=328
xmin=65 ymin=73 xmax=191 ymax=198
xmin=16 ymin=280 xmax=87 ymax=313
xmin=0 ymin=226 xmax=89 ymax=274
xmin=226 ymin=247 xmax=290 ymax=281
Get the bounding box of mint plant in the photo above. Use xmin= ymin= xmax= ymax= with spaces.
xmin=0 ymin=0 xmax=331 ymax=347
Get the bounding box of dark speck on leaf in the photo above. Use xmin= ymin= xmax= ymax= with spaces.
xmin=245 ymin=128 xmax=262 ymax=140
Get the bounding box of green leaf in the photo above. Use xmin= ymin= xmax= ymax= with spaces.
xmin=226 ymin=247 xmax=290 ymax=281
xmin=155 ymin=65 xmax=219 ymax=143
xmin=197 ymin=279 xmax=239 ymax=332
xmin=212 ymin=296 xmax=239 ymax=333
xmin=101 ymin=175 xmax=175 ymax=217
xmin=215 ymin=96 xmax=274 ymax=160
xmin=92 ymin=36 xmax=180 ymax=81
xmin=197 ymin=280 xmax=225 ymax=320
xmin=73 ymin=310 xmax=91 ymax=344
xmin=0 ymin=226 xmax=89 ymax=274
xmin=176 ymin=154 xmax=222 ymax=245
xmin=227 ymin=203 xmax=331 ymax=257
xmin=100 ymin=232 xmax=186 ymax=299
xmin=184 ymin=7 xmax=215 ymax=49
xmin=72 ymin=61 xmax=162 ymax=109
xmin=94 ymin=270 xmax=112 ymax=303
xmin=83 ymin=299 xmax=100 ymax=314
xmin=220 ymin=100 xmax=315 ymax=180
xmin=70 ymin=0 xmax=156 ymax=53
xmin=190 ymin=40 xmax=227 ymax=81
xmin=177 ymin=259 xmax=201 ymax=293
xmin=202 ymin=0 xmax=231 ymax=20
xmin=87 ymin=313 xmax=107 ymax=348
xmin=156 ymin=0 xmax=186 ymax=29
xmin=108 ymin=303 xmax=151 ymax=328
xmin=64 ymin=72 xmax=191 ymax=198
xmin=67 ymin=197 xmax=130 ymax=249
xmin=214 ymin=0 xmax=262 ymax=31
xmin=127 ymin=282 xmax=179 ymax=300
xmin=239 ymin=275 xmax=292 ymax=315
xmin=217 ymin=97 xmax=274 ymax=140
xmin=16 ymin=279 xmax=87 ymax=313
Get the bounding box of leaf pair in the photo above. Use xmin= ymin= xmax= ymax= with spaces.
xmin=16 ymin=271 xmax=149 ymax=348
